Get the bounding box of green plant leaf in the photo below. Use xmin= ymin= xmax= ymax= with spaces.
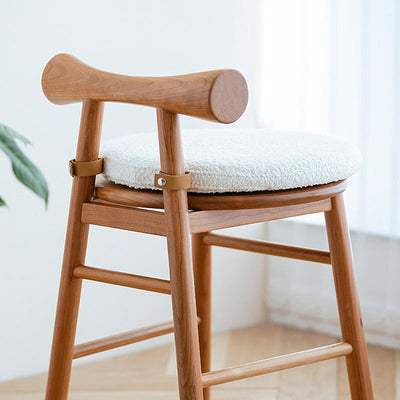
xmin=0 ymin=196 xmax=6 ymax=207
xmin=0 ymin=132 xmax=48 ymax=205
xmin=0 ymin=123 xmax=31 ymax=145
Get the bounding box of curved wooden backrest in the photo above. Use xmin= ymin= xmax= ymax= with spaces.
xmin=42 ymin=54 xmax=248 ymax=123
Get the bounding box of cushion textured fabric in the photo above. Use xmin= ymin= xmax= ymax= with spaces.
xmin=100 ymin=128 xmax=361 ymax=193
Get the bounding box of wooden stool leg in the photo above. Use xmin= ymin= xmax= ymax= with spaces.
xmin=193 ymin=233 xmax=212 ymax=400
xmin=158 ymin=108 xmax=204 ymax=400
xmin=325 ymin=194 xmax=374 ymax=400
xmin=45 ymin=100 xmax=104 ymax=400
xmin=45 ymin=216 xmax=85 ymax=400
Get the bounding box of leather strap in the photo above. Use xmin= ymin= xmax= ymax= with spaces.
xmin=69 ymin=158 xmax=104 ymax=177
xmin=154 ymin=171 xmax=192 ymax=190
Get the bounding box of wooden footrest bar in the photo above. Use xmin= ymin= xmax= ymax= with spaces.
xmin=73 ymin=265 xmax=171 ymax=294
xmin=73 ymin=321 xmax=175 ymax=359
xmin=202 ymin=342 xmax=352 ymax=387
xmin=203 ymin=233 xmax=331 ymax=264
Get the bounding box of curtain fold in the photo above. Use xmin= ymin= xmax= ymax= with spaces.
xmin=257 ymin=0 xmax=400 ymax=347
xmin=256 ymin=0 xmax=400 ymax=237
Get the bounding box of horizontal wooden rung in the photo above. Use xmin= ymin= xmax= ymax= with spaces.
xmin=73 ymin=265 xmax=171 ymax=294
xmin=73 ymin=321 xmax=175 ymax=359
xmin=202 ymin=342 xmax=352 ymax=387
xmin=203 ymin=233 xmax=331 ymax=264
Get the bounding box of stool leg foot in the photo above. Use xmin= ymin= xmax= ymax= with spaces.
xmin=325 ymin=194 xmax=374 ymax=400
xmin=193 ymin=233 xmax=212 ymax=400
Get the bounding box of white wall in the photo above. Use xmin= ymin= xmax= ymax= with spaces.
xmin=0 ymin=0 xmax=266 ymax=382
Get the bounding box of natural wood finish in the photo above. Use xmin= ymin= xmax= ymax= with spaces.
xmin=193 ymin=233 xmax=212 ymax=400
xmin=73 ymin=265 xmax=171 ymax=294
xmin=202 ymin=342 xmax=353 ymax=388
xmin=189 ymin=199 xmax=331 ymax=233
xmin=224 ymin=325 xmax=284 ymax=390
xmin=42 ymin=54 xmax=248 ymax=123
xmin=157 ymin=109 xmax=204 ymax=399
xmin=165 ymin=331 xmax=231 ymax=380
xmin=203 ymin=233 xmax=331 ymax=264
xmin=95 ymin=178 xmax=347 ymax=211
xmin=325 ymin=195 xmax=374 ymax=399
xmin=1 ymin=324 xmax=392 ymax=399
xmin=81 ymin=202 xmax=166 ymax=236
xmin=73 ymin=321 xmax=175 ymax=359
xmin=42 ymin=55 xmax=373 ymax=400
xmin=45 ymin=100 xmax=104 ymax=400
xmin=277 ymin=325 xmax=337 ymax=399
xmin=81 ymin=198 xmax=330 ymax=236
xmin=80 ymin=199 xmax=329 ymax=236
xmin=95 ymin=179 xmax=166 ymax=208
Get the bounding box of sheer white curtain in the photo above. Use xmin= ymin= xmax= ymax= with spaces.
xmin=256 ymin=0 xmax=400 ymax=347
xmin=256 ymin=0 xmax=400 ymax=235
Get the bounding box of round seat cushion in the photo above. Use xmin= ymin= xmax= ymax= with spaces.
xmin=100 ymin=128 xmax=360 ymax=193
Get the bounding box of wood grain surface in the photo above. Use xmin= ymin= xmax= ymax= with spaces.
xmin=42 ymin=54 xmax=248 ymax=123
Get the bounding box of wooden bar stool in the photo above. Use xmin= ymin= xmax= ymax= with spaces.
xmin=42 ymin=54 xmax=373 ymax=400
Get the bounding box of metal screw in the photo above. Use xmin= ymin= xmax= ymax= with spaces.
xmin=157 ymin=177 xmax=167 ymax=186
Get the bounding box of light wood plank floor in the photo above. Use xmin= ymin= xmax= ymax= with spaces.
xmin=0 ymin=323 xmax=396 ymax=399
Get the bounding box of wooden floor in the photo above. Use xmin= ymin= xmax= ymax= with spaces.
xmin=0 ymin=323 xmax=397 ymax=399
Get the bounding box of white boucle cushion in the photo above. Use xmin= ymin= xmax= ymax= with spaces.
xmin=100 ymin=128 xmax=361 ymax=193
